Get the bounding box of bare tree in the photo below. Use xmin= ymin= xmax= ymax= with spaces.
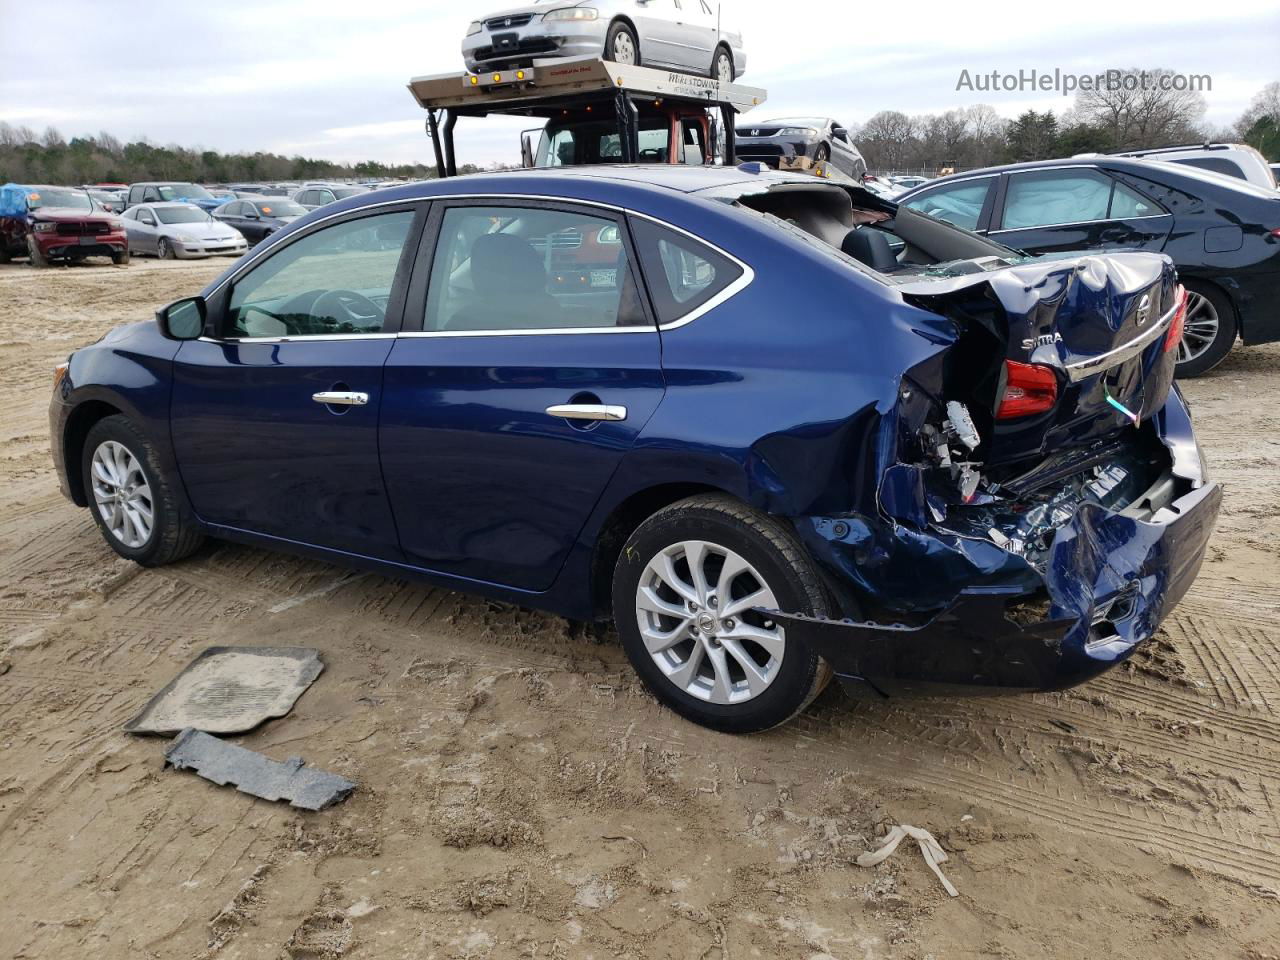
xmin=858 ymin=110 xmax=918 ymax=171
xmin=1074 ymin=68 xmax=1206 ymax=149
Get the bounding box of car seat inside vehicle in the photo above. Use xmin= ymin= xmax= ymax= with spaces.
xmin=446 ymin=233 xmax=561 ymax=330
xmin=841 ymin=227 xmax=899 ymax=272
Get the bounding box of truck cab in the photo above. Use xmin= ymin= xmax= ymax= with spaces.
xmin=525 ymin=102 xmax=713 ymax=168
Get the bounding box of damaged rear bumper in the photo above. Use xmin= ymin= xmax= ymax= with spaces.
xmin=773 ymin=389 xmax=1222 ymax=697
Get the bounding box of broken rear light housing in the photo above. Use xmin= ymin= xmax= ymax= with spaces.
xmin=996 ymin=360 xmax=1058 ymax=420
xmin=1163 ymin=284 xmax=1188 ymax=353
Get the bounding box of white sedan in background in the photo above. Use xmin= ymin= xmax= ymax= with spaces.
xmin=121 ymin=202 xmax=248 ymax=260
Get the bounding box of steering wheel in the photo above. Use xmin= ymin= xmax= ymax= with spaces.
xmin=311 ymin=289 xmax=385 ymax=332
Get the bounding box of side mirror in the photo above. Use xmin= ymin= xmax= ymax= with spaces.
xmin=157 ymin=296 xmax=207 ymax=340
xmin=245 ymin=210 xmax=260 ymax=219
xmin=832 ymin=126 xmax=848 ymax=141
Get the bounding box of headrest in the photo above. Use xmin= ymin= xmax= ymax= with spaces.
xmin=471 ymin=233 xmax=547 ymax=294
xmin=840 ymin=227 xmax=899 ymax=273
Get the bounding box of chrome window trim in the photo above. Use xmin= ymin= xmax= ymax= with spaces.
xmin=1062 ymin=301 xmax=1177 ymax=382
xmin=202 ymin=193 xmax=754 ymax=343
xmin=988 ymin=212 xmax=1170 ymax=234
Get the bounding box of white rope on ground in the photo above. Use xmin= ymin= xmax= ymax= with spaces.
xmin=856 ymin=824 xmax=959 ymax=897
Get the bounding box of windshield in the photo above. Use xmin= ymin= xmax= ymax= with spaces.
xmin=255 ymin=199 xmax=306 ymax=217
xmin=26 ymin=187 xmax=92 ymax=212
xmin=760 ymin=118 xmax=828 ymax=127
xmin=156 ymin=206 xmax=211 ymax=224
xmin=156 ymin=183 xmax=213 ymax=201
xmin=332 ymin=187 xmax=368 ymax=199
xmin=536 ymin=117 xmax=673 ymax=166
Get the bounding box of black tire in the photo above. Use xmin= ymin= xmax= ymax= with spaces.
xmin=157 ymin=237 xmax=175 ymax=260
xmin=0 ymin=244 xmax=11 ymax=264
xmin=27 ymin=235 xmax=49 ymax=267
xmin=711 ymin=45 xmax=734 ymax=81
xmin=604 ymin=21 xmax=639 ymax=66
xmin=81 ymin=415 xmax=204 ymax=567
xmin=814 ymin=143 xmax=831 ymax=164
xmin=1175 ymin=281 xmax=1237 ymax=378
xmin=112 ymin=247 xmax=131 ymax=266
xmin=612 ymin=494 xmax=833 ymax=733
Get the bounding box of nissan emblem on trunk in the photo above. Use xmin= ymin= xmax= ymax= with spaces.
xmin=1136 ymin=293 xmax=1151 ymax=325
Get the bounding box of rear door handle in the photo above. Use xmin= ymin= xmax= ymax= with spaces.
xmin=545 ymin=403 xmax=627 ymax=422
xmin=312 ymin=391 xmax=369 ymax=406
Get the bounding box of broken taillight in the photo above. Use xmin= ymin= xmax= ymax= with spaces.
xmin=997 ymin=360 xmax=1058 ymax=419
xmin=1163 ymin=284 xmax=1188 ymax=353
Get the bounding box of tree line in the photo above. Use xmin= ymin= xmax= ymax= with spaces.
xmin=848 ymin=76 xmax=1278 ymax=174
xmin=3 ymin=73 xmax=1276 ymax=184
xmin=0 ymin=125 xmax=469 ymax=186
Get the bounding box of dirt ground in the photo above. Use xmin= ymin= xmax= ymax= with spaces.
xmin=2 ymin=256 xmax=1278 ymax=959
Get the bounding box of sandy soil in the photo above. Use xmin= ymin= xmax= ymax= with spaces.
xmin=1 ymin=255 xmax=1278 ymax=959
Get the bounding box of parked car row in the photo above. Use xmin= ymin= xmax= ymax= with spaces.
xmin=896 ymin=151 xmax=1280 ymax=376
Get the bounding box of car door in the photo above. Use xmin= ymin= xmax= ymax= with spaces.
xmin=214 ymin=201 xmax=245 ymax=236
xmin=988 ymin=166 xmax=1174 ymax=255
xmin=169 ymin=203 xmax=424 ymax=559
xmin=379 ymin=199 xmax=666 ymax=591
xmin=237 ymin=202 xmax=269 ymax=243
xmin=131 ymin=206 xmax=160 ymax=254
xmin=634 ymin=0 xmax=690 ymax=68
xmin=898 ymin=175 xmax=1000 ymax=233
xmin=828 ymin=121 xmax=857 ymax=176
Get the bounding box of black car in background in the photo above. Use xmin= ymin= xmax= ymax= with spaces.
xmin=212 ymin=196 xmax=307 ymax=245
xmin=734 ymin=117 xmax=867 ymax=179
xmin=897 ymin=157 xmax=1280 ymax=376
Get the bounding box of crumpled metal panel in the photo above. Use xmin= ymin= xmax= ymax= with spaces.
xmin=164 ymin=729 xmax=356 ymax=811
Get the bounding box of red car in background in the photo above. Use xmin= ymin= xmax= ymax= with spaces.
xmin=0 ymin=184 xmax=129 ymax=267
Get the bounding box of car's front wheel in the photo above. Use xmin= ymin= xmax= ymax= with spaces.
xmin=82 ymin=415 xmax=204 ymax=566
xmin=112 ymin=247 xmax=130 ymax=266
xmin=604 ymin=21 xmax=638 ymax=66
xmin=27 ymin=235 xmax=48 ymax=267
xmin=157 ymin=237 xmax=175 ymax=260
xmin=612 ymin=494 xmax=832 ymax=733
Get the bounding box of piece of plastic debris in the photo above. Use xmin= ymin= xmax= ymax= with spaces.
xmin=164 ymin=728 xmax=356 ymax=811
xmin=960 ymin=814 xmax=974 ymax=822
xmin=945 ymin=401 xmax=981 ymax=451
xmin=125 ymin=647 xmax=324 ymax=736
xmin=856 ymin=824 xmax=959 ymax=897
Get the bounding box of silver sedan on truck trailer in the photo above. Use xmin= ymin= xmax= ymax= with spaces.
xmin=463 ymin=0 xmax=747 ymax=80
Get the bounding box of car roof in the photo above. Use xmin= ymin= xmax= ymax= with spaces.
xmin=138 ymin=201 xmax=205 ymax=209
xmin=904 ymin=155 xmax=1278 ymax=195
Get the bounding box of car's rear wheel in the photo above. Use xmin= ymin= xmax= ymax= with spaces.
xmin=612 ymin=494 xmax=832 ymax=733
xmin=81 ymin=415 xmax=204 ymax=566
xmin=711 ymin=45 xmax=734 ymax=82
xmin=157 ymin=237 xmax=175 ymax=260
xmin=1176 ymin=281 xmax=1237 ymax=378
xmin=605 ymin=21 xmax=638 ymax=66
xmin=27 ymin=235 xmax=48 ymax=267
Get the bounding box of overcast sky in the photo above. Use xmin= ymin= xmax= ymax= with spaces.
xmin=2 ymin=0 xmax=1276 ymax=167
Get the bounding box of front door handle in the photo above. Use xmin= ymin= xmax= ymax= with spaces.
xmin=545 ymin=403 xmax=627 ymax=422
xmin=312 ymin=391 xmax=369 ymax=406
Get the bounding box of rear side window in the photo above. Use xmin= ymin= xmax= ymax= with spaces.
xmin=1175 ymin=156 xmax=1245 ymax=180
xmin=1109 ymin=182 xmax=1160 ymax=219
xmin=900 ymin=177 xmax=994 ymax=231
xmin=630 ymin=218 xmax=744 ymax=325
xmin=1002 ymin=169 xmax=1113 ymax=229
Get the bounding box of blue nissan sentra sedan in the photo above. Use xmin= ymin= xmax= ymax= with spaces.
xmin=49 ymin=166 xmax=1220 ymax=733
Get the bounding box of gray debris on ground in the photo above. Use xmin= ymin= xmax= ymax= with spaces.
xmin=164 ymin=728 xmax=356 ymax=811
xmin=125 ymin=646 xmax=324 ymax=736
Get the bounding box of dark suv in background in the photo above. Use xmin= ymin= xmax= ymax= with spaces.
xmin=896 ymin=156 xmax=1280 ymax=376
xmin=125 ymin=182 xmax=223 ymax=212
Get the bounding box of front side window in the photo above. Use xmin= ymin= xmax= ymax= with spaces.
xmin=1001 ymin=169 xmax=1113 ymax=230
xmin=227 ymin=211 xmax=414 ymax=338
xmin=424 ymin=205 xmax=646 ymax=332
xmin=630 ymin=218 xmax=744 ymax=325
xmin=139 ymin=209 xmax=156 ymax=225
xmin=900 ymin=177 xmax=994 ymax=231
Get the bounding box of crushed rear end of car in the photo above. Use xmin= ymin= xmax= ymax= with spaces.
xmin=765 ymin=249 xmax=1221 ymax=697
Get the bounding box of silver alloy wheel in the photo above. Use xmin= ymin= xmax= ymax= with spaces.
xmin=1178 ymin=290 xmax=1220 ymax=364
xmin=714 ymin=51 xmax=732 ymax=82
xmin=90 ymin=440 xmax=155 ymax=548
xmin=636 ymin=540 xmax=785 ymax=704
xmin=612 ymin=30 xmax=636 ymax=65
